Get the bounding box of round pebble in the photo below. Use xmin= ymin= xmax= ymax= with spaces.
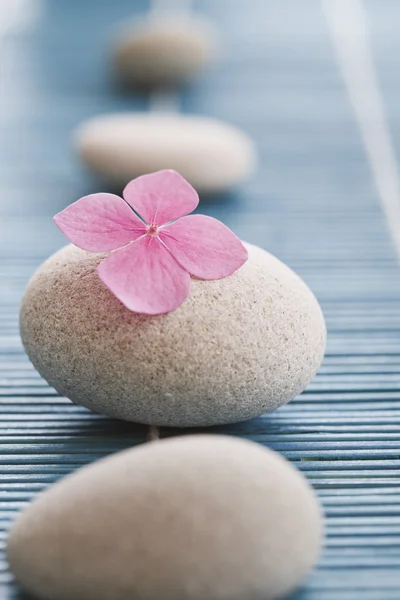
xmin=20 ymin=243 xmax=326 ymax=427
xmin=113 ymin=14 xmax=218 ymax=87
xmin=74 ymin=113 xmax=256 ymax=193
xmin=7 ymin=434 xmax=323 ymax=600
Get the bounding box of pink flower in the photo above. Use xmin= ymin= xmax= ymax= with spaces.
xmin=54 ymin=170 xmax=248 ymax=315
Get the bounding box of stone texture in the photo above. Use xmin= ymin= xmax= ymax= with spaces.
xmin=20 ymin=243 xmax=326 ymax=427
xmin=74 ymin=113 xmax=256 ymax=193
xmin=113 ymin=15 xmax=218 ymax=86
xmin=7 ymin=435 xmax=324 ymax=600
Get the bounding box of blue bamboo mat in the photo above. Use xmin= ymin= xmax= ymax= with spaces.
xmin=1 ymin=0 xmax=400 ymax=598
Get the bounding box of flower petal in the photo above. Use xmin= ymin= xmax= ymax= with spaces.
xmin=54 ymin=193 xmax=146 ymax=252
xmin=123 ymin=170 xmax=199 ymax=226
xmin=159 ymin=215 xmax=248 ymax=280
xmin=97 ymin=236 xmax=191 ymax=314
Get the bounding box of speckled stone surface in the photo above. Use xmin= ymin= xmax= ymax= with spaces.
xmin=113 ymin=14 xmax=218 ymax=86
xmin=20 ymin=242 xmax=326 ymax=427
xmin=7 ymin=434 xmax=323 ymax=600
xmin=74 ymin=113 xmax=256 ymax=193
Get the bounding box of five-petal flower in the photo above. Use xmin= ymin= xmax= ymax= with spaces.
xmin=54 ymin=170 xmax=248 ymax=315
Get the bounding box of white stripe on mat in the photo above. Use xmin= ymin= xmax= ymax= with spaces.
xmin=322 ymin=0 xmax=400 ymax=261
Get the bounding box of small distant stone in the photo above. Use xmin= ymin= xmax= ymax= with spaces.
xmin=74 ymin=113 xmax=256 ymax=193
xmin=7 ymin=435 xmax=324 ymax=600
xmin=20 ymin=243 xmax=326 ymax=427
xmin=113 ymin=14 xmax=218 ymax=87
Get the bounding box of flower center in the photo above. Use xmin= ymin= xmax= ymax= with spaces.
xmin=147 ymin=223 xmax=158 ymax=236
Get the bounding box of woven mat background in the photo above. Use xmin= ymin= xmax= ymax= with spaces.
xmin=1 ymin=1 xmax=400 ymax=598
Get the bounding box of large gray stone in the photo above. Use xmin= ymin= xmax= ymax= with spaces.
xmin=7 ymin=435 xmax=323 ymax=600
xmin=20 ymin=242 xmax=326 ymax=427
